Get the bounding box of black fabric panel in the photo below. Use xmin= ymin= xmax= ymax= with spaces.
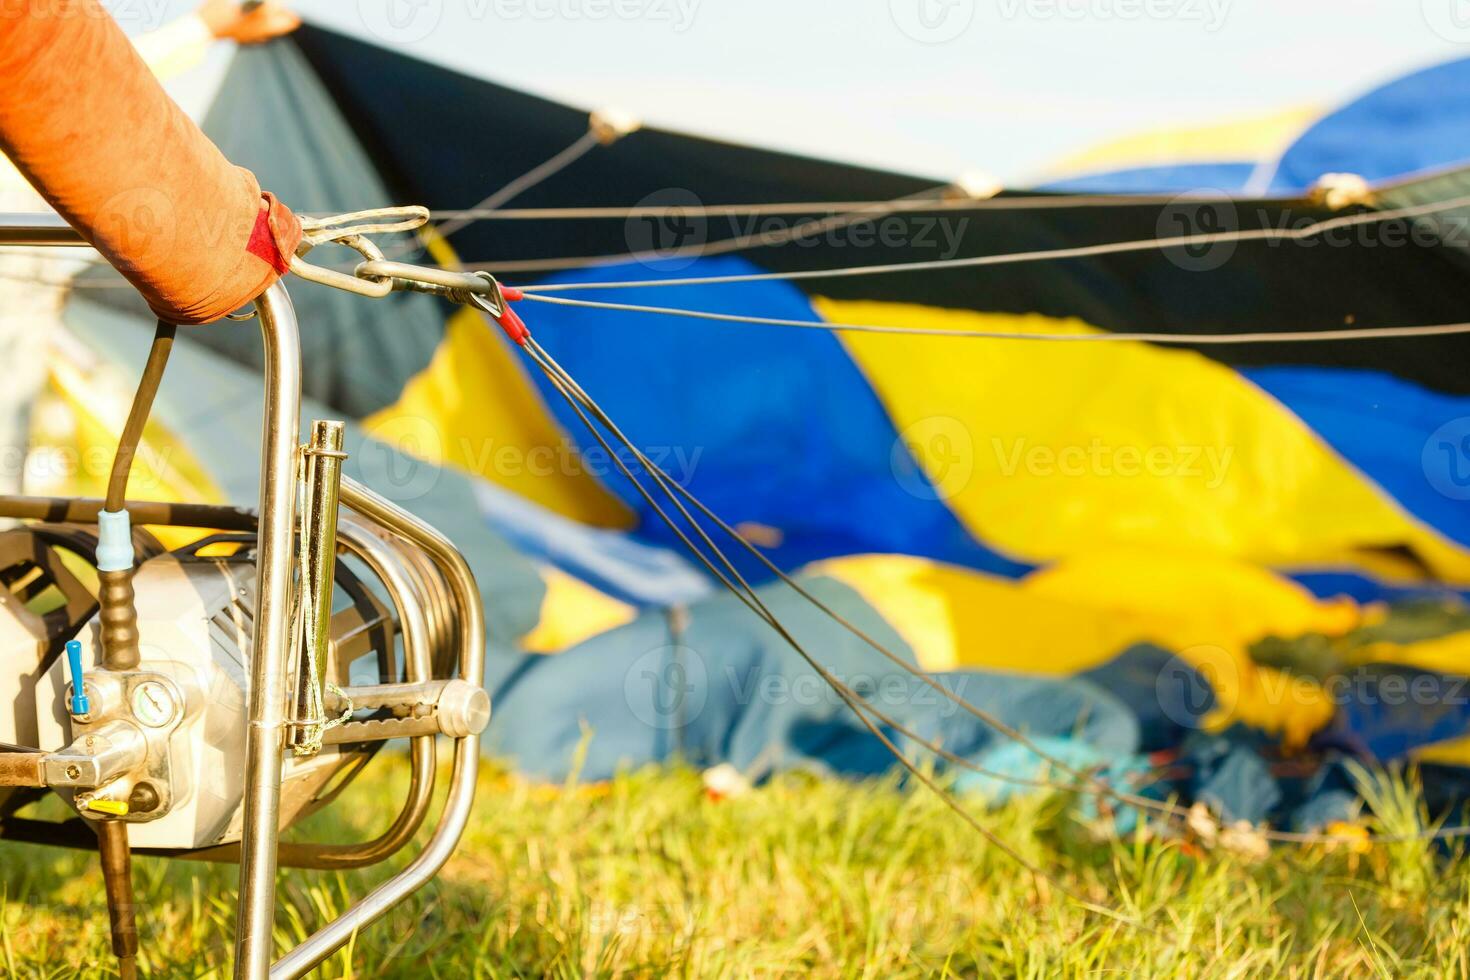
xmin=291 ymin=23 xmax=1470 ymax=395
xmin=289 ymin=24 xmax=932 ymax=260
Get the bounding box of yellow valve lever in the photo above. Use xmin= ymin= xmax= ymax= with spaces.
xmin=84 ymin=798 xmax=129 ymax=816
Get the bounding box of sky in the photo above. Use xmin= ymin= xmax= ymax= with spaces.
xmin=126 ymin=0 xmax=1470 ymax=184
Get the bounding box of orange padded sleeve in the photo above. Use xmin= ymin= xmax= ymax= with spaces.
xmin=0 ymin=0 xmax=302 ymax=324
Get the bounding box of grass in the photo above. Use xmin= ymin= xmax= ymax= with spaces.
xmin=2 ymin=757 xmax=1469 ymax=978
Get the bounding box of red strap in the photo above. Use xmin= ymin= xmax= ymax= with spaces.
xmin=246 ymin=206 xmax=290 ymax=275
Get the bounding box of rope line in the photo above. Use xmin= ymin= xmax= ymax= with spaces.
xmin=431 ymin=129 xmax=603 ymax=243
xmin=519 ymin=292 xmax=1470 ymax=346
xmin=462 ymin=184 xmax=958 ymax=274
xmin=513 ymin=327 xmax=1470 ymax=849
xmin=609 ymin=425 xmax=1470 ymax=846
xmin=513 ymin=193 xmax=1470 ymax=293
xmin=426 ymin=190 xmax=1237 ymax=222
xmin=527 ymin=343 xmax=1197 ymax=832
xmin=523 ymin=337 xmax=1125 ymax=916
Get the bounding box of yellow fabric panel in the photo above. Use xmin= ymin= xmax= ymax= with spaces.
xmin=1412 ymin=736 xmax=1470 ymax=768
xmin=813 ymin=552 xmax=1335 ymax=747
xmin=809 ymin=553 xmax=1129 ymax=674
xmin=1041 ymin=105 xmax=1319 ymax=180
xmin=815 ymin=297 xmax=1470 ymax=581
xmin=1352 ymin=631 xmax=1470 ymax=679
xmin=38 ymin=355 xmax=224 ymax=550
xmin=362 ymin=306 xmax=633 ymax=529
xmin=521 ymin=563 xmax=637 ymax=654
xmin=1023 ymin=550 xmax=1359 ymax=649
xmin=1394 ymin=616 xmax=1470 ymax=767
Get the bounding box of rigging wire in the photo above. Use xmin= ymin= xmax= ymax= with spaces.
xmin=431 ymin=130 xmax=603 ymax=243
xmin=521 ymin=338 xmax=1132 ymax=917
xmin=517 ymin=329 xmax=1470 ymax=847
xmin=525 ymin=339 xmax=1094 ymax=793
xmin=459 ymin=183 xmax=961 ymax=274
xmin=527 ymin=336 xmax=1193 ymax=864
xmin=510 ymin=193 xmax=1470 ymax=293
xmin=425 ymin=190 xmax=1241 ymax=223
xmin=374 ymin=127 xmax=608 ymax=264
xmin=518 ymin=292 xmax=1470 ymax=345
xmin=526 ymin=339 xmax=1183 ymax=822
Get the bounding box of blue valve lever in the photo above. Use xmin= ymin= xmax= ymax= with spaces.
xmin=65 ymin=639 xmax=89 ymax=715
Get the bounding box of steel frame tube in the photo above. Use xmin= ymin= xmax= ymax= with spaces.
xmin=233 ymin=283 xmax=302 ymax=980
xmin=0 ymin=211 xmax=89 ymax=246
xmin=0 ymin=216 xmax=482 ymax=978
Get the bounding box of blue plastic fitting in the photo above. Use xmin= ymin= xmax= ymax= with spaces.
xmin=65 ymin=639 xmax=90 ymax=716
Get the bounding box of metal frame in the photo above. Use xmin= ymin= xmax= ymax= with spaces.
xmin=0 ymin=214 xmax=485 ymax=978
xmin=0 ymin=505 xmax=446 ymax=872
xmin=233 ymin=279 xmax=304 ymax=978
xmin=272 ymin=478 xmax=484 ymax=978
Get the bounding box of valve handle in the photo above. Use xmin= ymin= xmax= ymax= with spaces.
xmin=65 ymin=639 xmax=90 ymax=716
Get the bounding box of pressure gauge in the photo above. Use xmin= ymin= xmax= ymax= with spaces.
xmin=130 ymin=680 xmax=177 ymax=728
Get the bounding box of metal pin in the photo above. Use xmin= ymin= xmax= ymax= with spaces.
xmin=290 ymin=420 xmax=347 ymax=751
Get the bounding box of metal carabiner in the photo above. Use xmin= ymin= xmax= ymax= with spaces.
xmin=289 ymin=234 xmax=394 ymax=299
xmin=464 ymin=272 xmax=508 ymax=320
xmin=351 ymin=259 xmax=504 ymax=312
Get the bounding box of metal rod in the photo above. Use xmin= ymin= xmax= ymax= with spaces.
xmin=289 ymin=421 xmax=346 ymax=751
xmin=0 ymin=494 xmax=258 ymax=530
xmin=0 ymin=752 xmax=45 ymax=787
xmin=270 ymin=478 xmax=485 ymax=979
xmin=233 ymin=282 xmax=302 ymax=980
xmin=0 ymin=211 xmax=87 ymax=246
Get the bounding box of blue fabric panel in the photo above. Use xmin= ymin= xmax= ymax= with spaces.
xmin=516 ymin=255 xmax=1032 ymax=580
xmin=1246 ymin=365 xmax=1470 ymax=550
xmin=1271 ymin=56 xmax=1470 ymax=193
xmin=1292 ymin=571 xmax=1470 ymax=605
xmin=484 ymin=575 xmax=1136 ymax=782
xmin=1331 ymin=664 xmax=1470 ymax=761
